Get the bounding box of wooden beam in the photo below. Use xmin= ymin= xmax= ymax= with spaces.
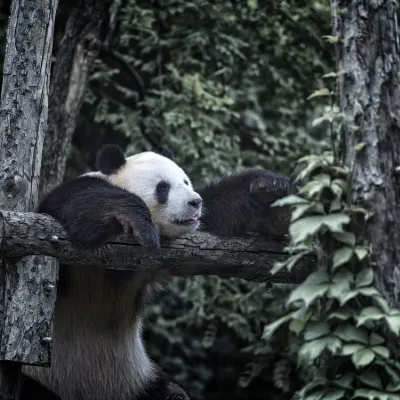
xmin=0 ymin=210 xmax=314 ymax=284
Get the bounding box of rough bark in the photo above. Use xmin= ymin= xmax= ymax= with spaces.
xmin=0 ymin=210 xmax=315 ymax=284
xmin=0 ymin=2 xmax=59 ymax=397
xmin=332 ymin=1 xmax=400 ymax=308
xmin=39 ymin=0 xmax=114 ymax=198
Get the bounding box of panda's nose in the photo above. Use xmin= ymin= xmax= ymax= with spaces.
xmin=188 ymin=198 xmax=202 ymax=209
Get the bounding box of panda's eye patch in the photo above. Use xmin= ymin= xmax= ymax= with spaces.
xmin=155 ymin=180 xmax=170 ymax=204
xmin=184 ymin=179 xmax=189 ymax=186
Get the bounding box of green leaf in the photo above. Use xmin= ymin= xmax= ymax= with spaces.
xmin=355 ymin=268 xmax=374 ymax=287
xmin=321 ymin=389 xmax=346 ymax=400
xmin=354 ymin=389 xmax=400 ymax=400
xmin=334 ymin=373 xmax=354 ymax=389
xmin=332 ymin=247 xmax=354 ymax=270
xmin=328 ymin=269 xmax=352 ymax=300
xmin=358 ymin=371 xmax=383 ymax=390
xmin=387 ymin=380 xmax=400 ymax=392
xmin=307 ymin=88 xmax=330 ymax=100
xmin=385 ymin=312 xmax=400 ymax=335
xmin=299 ymin=337 xmax=341 ymax=364
xmin=262 ymin=312 xmax=293 ymax=340
xmin=289 ymin=318 xmax=306 ymax=335
xmin=334 ymin=324 xmax=369 ymax=344
xmin=358 ymin=287 xmax=380 ymax=297
xmin=288 ymin=271 xmax=329 ymax=307
xmin=352 ymin=349 xmax=375 ymax=369
xmin=303 ymin=322 xmax=330 ymax=341
xmin=357 ymin=307 xmax=384 ymax=327
xmin=328 ymin=310 xmax=353 ymax=321
xmin=371 ymin=345 xmax=390 ymax=359
xmin=332 ymin=231 xmax=356 ymax=247
xmin=272 ymin=195 xmax=309 ymax=207
xmin=291 ymin=203 xmax=318 ymax=221
xmin=355 ymin=142 xmax=367 ymax=151
xmin=369 ymin=332 xmax=385 ymax=345
xmin=354 ymin=246 xmax=369 ymax=261
xmin=341 ymin=343 xmax=365 ymax=355
xmin=290 ymin=214 xmax=350 ymax=244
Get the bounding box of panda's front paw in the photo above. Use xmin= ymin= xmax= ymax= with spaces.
xmin=249 ymin=169 xmax=290 ymax=202
xmin=114 ymin=213 xmax=160 ymax=250
xmin=247 ymin=169 xmax=292 ymax=237
xmin=164 ymin=382 xmax=190 ymax=400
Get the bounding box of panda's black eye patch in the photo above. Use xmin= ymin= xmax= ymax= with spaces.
xmin=184 ymin=179 xmax=189 ymax=186
xmin=155 ymin=180 xmax=170 ymax=204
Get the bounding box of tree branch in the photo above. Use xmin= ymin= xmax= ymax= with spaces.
xmin=0 ymin=210 xmax=315 ymax=284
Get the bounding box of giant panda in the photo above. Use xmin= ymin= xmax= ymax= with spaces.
xmin=20 ymin=144 xmax=291 ymax=400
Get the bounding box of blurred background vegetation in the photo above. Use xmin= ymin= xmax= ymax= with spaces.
xmin=0 ymin=1 xmax=333 ymax=399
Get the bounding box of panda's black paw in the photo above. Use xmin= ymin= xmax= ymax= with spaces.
xmin=164 ymin=382 xmax=190 ymax=400
xmin=249 ymin=169 xmax=290 ymax=202
xmin=114 ymin=213 xmax=161 ymax=250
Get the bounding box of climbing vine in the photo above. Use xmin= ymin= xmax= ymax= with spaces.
xmin=264 ymin=73 xmax=400 ymax=399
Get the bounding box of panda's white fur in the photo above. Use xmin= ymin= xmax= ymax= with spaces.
xmin=23 ymin=151 xmax=202 ymax=400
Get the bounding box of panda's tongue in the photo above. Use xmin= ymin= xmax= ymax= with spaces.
xmin=190 ymin=216 xmax=199 ymax=221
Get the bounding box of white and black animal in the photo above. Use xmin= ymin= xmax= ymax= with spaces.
xmin=20 ymin=144 xmax=291 ymax=400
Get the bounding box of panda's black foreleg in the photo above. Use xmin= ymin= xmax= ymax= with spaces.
xmin=136 ymin=376 xmax=190 ymax=400
xmin=196 ymin=168 xmax=292 ymax=238
xmin=19 ymin=374 xmax=62 ymax=400
xmin=38 ymin=176 xmax=160 ymax=250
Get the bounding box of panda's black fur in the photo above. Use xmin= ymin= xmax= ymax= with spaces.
xmin=20 ymin=145 xmax=291 ymax=400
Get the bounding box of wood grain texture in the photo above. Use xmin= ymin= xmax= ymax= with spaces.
xmin=0 ymin=210 xmax=315 ymax=284
xmin=0 ymin=0 xmax=59 ymax=381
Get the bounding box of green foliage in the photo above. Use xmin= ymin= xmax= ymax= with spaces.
xmin=83 ymin=0 xmax=333 ymax=182
xmin=265 ymin=95 xmax=400 ymax=399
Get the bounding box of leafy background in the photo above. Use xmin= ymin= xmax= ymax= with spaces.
xmin=0 ymin=1 xmax=334 ymax=399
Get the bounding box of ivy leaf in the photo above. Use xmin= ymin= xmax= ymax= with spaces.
xmin=272 ymin=195 xmax=309 ymax=207
xmin=328 ymin=269 xmax=352 ymax=300
xmin=320 ymin=389 xmax=346 ymax=400
xmin=288 ymin=271 xmax=329 ymax=307
xmin=358 ymin=371 xmax=383 ymax=390
xmin=387 ymin=380 xmax=400 ymax=392
xmin=369 ymin=332 xmax=385 ymax=345
xmin=354 ymin=246 xmax=369 ymax=261
xmin=307 ymin=88 xmax=330 ymax=99
xmin=334 ymin=373 xmax=354 ymax=389
xmin=334 ymin=324 xmax=369 ymax=344
xmin=385 ymin=312 xmax=400 ymax=335
xmin=371 ymin=345 xmax=390 ymax=359
xmin=354 ymin=389 xmax=400 ymax=400
xmin=303 ymin=322 xmax=330 ymax=341
xmin=352 ymin=349 xmax=375 ymax=369
xmin=291 ymin=203 xmax=318 ymax=222
xmin=332 ymin=247 xmax=354 ymax=270
xmin=290 ymin=214 xmax=350 ymax=244
xmin=262 ymin=312 xmax=293 ymax=340
xmin=299 ymin=337 xmax=341 ymax=364
xmin=355 ymin=268 xmax=374 ymax=288
xmin=341 ymin=343 xmax=365 ymax=355
xmin=332 ymin=231 xmax=356 ymax=247
xmin=328 ymin=310 xmax=353 ymax=321
xmin=357 ymin=307 xmax=384 ymax=326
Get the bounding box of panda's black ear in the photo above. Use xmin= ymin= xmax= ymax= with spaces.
xmin=158 ymin=147 xmax=175 ymax=161
xmin=96 ymin=144 xmax=126 ymax=175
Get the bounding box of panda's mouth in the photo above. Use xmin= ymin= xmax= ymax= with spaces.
xmin=172 ymin=216 xmax=200 ymax=226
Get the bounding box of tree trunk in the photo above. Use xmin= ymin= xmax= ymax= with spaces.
xmin=39 ymin=0 xmax=114 ymax=198
xmin=0 ymin=0 xmax=59 ymax=397
xmin=332 ymin=1 xmax=400 ymax=308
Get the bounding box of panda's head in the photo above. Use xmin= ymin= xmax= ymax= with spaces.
xmin=90 ymin=144 xmax=202 ymax=238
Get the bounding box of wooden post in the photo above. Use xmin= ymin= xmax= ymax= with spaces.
xmin=0 ymin=0 xmax=59 ymax=398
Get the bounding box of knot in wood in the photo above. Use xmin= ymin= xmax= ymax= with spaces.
xmin=3 ymin=176 xmax=19 ymax=197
